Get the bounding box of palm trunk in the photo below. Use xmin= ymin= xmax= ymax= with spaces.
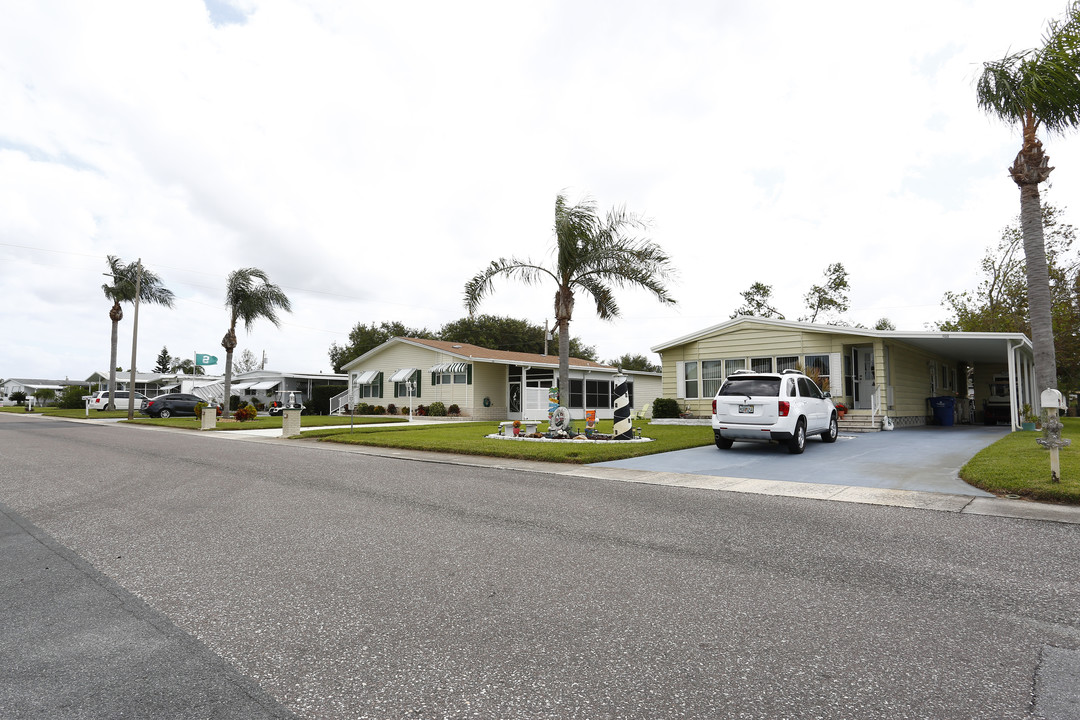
xmin=557 ymin=316 xmax=570 ymax=405
xmin=1019 ymin=183 xmax=1057 ymax=393
xmin=108 ymin=319 xmax=119 ymax=411
xmin=1010 ymin=123 xmax=1057 ymax=394
xmin=222 ymin=327 xmax=237 ymax=419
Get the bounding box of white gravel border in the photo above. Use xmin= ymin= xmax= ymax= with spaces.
xmin=483 ymin=433 xmax=654 ymax=444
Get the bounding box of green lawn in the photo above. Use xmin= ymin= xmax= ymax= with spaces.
xmin=961 ymin=417 xmax=1080 ymax=504
xmin=304 ymin=419 xmax=715 ymax=463
xmin=124 ymin=414 xmax=408 ymax=431
xmin=2 ymin=406 xmax=131 ymax=418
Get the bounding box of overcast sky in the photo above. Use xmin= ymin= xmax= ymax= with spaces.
xmin=3 ymin=0 xmax=1080 ymax=381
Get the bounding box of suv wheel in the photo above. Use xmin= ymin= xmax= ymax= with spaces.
xmin=714 ymin=433 xmax=733 ymax=450
xmin=821 ymin=413 xmax=838 ymax=443
xmin=787 ymin=419 xmax=806 ymax=454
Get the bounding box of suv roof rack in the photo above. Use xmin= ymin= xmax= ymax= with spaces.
xmin=781 ymin=368 xmax=804 ymax=375
xmin=730 ymin=369 xmax=755 ymax=375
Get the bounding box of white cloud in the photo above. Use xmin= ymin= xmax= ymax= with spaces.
xmin=2 ymin=0 xmax=1079 ymax=380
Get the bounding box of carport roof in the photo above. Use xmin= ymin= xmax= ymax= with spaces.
xmin=652 ymin=316 xmax=1032 ymax=363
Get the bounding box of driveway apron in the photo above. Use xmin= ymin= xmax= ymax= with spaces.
xmin=593 ymin=426 xmax=1008 ymax=496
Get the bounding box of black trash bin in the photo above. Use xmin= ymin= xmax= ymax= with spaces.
xmin=930 ymin=396 xmax=955 ymax=426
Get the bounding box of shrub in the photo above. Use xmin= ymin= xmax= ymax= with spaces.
xmin=195 ymin=402 xmax=207 ymax=416
xmin=58 ymin=386 xmax=88 ymax=409
xmin=311 ymin=384 xmax=344 ymax=415
xmin=234 ymin=404 xmax=257 ymax=422
xmin=357 ymin=402 xmax=373 ymax=415
xmin=9 ymin=391 xmax=26 ymax=406
xmin=387 ymin=403 xmax=397 ymax=415
xmin=373 ymin=405 xmax=386 ymax=415
xmin=427 ymin=401 xmax=447 ymax=417
xmin=415 ymin=404 xmax=427 ymax=416
xmin=652 ymin=398 xmax=681 ymax=418
xmin=448 ymin=404 xmax=460 ymax=416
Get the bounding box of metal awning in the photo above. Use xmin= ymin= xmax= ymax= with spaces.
xmin=25 ymin=384 xmax=64 ymax=390
xmin=158 ymin=384 xmax=179 ymax=392
xmin=249 ymin=380 xmax=280 ymax=390
xmin=230 ymin=382 xmax=255 ymax=392
xmin=354 ymin=370 xmax=380 ymax=384
xmin=430 ymin=362 xmax=468 ymax=373
xmin=389 ymin=368 xmax=418 ymax=383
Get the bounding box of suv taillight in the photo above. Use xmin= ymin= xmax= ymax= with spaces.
xmin=711 ymin=399 xmax=717 ymax=415
xmin=778 ymin=400 xmax=790 ymax=417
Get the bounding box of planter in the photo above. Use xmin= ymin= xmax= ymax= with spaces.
xmin=1021 ymin=421 xmax=1036 ymax=431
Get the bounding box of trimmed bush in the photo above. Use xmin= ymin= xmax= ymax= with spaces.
xmin=311 ymin=384 xmax=343 ymax=415
xmin=652 ymin=398 xmax=681 ymax=418
xmin=427 ymin=401 xmax=447 ymax=417
xmin=448 ymin=404 xmax=460 ymax=416
xmin=58 ymin=386 xmax=88 ymax=409
xmin=234 ymin=404 xmax=257 ymax=422
xmin=415 ymin=404 xmax=427 ymax=416
xmin=387 ymin=403 xmax=397 ymax=415
xmin=372 ymin=405 xmax=386 ymax=415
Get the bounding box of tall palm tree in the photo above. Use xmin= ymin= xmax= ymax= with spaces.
xmin=221 ymin=268 xmax=291 ymax=418
xmin=464 ymin=192 xmax=676 ymax=403
xmin=977 ymin=1 xmax=1080 ymax=393
xmin=101 ymin=255 xmax=174 ymax=410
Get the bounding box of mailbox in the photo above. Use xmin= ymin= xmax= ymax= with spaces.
xmin=1041 ymin=388 xmax=1066 ymax=410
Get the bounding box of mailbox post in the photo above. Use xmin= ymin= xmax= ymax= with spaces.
xmin=1036 ymin=388 xmax=1070 ymax=483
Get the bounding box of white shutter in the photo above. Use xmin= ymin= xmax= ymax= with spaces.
xmin=676 ymin=361 xmax=686 ymax=399
xmin=829 ymin=352 xmax=842 ymax=395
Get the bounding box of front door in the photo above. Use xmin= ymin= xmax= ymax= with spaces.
xmin=853 ymin=346 xmax=876 ymax=410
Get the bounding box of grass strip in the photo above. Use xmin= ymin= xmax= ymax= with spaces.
xmin=961 ymin=417 xmax=1080 ymax=504
xmin=304 ymin=420 xmax=714 ymax=464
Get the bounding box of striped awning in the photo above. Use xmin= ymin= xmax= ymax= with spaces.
xmin=430 ymin=362 xmax=468 ymax=373
xmin=354 ymin=370 xmax=380 ymax=385
xmin=389 ymin=367 xmax=418 ymax=383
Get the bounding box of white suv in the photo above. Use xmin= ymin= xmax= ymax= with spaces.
xmin=87 ymin=390 xmax=148 ymax=411
xmin=711 ymin=369 xmax=838 ymax=454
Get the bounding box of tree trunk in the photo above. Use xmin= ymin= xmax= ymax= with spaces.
xmin=107 ymin=302 xmax=123 ymax=411
xmin=221 ymin=327 xmax=237 ymax=419
xmin=554 ymin=285 xmax=574 ymax=406
xmin=1011 ymin=126 xmax=1057 ymax=394
xmin=1019 ymin=183 xmax=1057 ymax=393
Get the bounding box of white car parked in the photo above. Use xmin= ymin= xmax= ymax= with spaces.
xmin=87 ymin=390 xmax=148 ymax=411
xmin=711 ymin=369 xmax=838 ymax=454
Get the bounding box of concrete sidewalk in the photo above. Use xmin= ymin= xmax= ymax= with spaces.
xmin=0 ymin=501 xmax=297 ymax=720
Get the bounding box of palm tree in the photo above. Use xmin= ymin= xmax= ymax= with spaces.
xmin=101 ymin=256 xmax=174 ymax=410
xmin=221 ymin=268 xmax=291 ymax=418
xmin=977 ymin=1 xmax=1080 ymax=393
xmin=464 ymin=192 xmax=676 ymax=403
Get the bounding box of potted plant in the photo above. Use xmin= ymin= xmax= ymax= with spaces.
xmin=834 ymin=402 xmax=848 ymax=419
xmin=1021 ymin=404 xmax=1037 ymax=431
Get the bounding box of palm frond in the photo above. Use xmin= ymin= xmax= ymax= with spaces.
xmin=463 ymin=258 xmax=554 ymax=315
xmin=576 ymin=275 xmax=619 ymax=320
xmin=226 ymin=267 xmax=292 ymax=332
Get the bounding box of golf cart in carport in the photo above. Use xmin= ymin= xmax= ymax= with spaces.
xmin=267 ymin=391 xmax=306 ymax=416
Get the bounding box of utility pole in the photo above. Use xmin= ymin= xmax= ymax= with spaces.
xmin=127 ymin=258 xmax=143 ymax=421
xmin=543 ymin=319 xmax=549 ymax=356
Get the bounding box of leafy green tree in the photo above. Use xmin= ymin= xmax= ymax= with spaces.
xmin=170 ymin=358 xmax=205 ymax=375
xmin=940 ymin=204 xmax=1080 ymax=390
xmin=731 ymin=282 xmax=785 ymax=319
xmin=465 ymin=192 xmax=676 ymax=402
xmin=605 ymin=353 xmax=661 ymax=373
xmin=439 ymin=315 xmax=543 ymax=353
xmin=977 ymin=2 xmax=1080 ymax=392
xmin=32 ymin=388 xmax=56 ymax=406
xmin=874 ymin=318 xmax=896 ymax=331
xmin=154 ymin=346 xmax=172 ymax=373
xmin=329 ymin=321 xmax=435 ymax=373
xmin=101 ymin=256 xmax=174 ymax=410
xmin=221 ymin=268 xmax=291 ymax=418
xmin=9 ymin=391 xmax=27 ymax=405
xmin=800 ymin=263 xmax=850 ymax=323
xmin=57 ymin=385 xmax=88 ymax=409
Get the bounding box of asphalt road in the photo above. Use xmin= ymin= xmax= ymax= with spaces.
xmin=1 ymin=414 xmax=1078 ymax=719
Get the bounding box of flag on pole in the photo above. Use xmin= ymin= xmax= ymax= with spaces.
xmin=195 ymin=353 xmax=218 ymax=366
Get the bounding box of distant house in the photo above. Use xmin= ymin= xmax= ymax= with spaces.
xmin=651 ymin=317 xmax=1037 ymax=429
xmin=339 ymin=337 xmax=661 ymax=421
xmin=1 ymin=377 xmax=87 ymax=404
xmin=225 ymin=370 xmax=347 ymax=409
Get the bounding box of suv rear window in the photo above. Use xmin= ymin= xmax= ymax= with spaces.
xmin=718 ymin=377 xmax=781 ymax=397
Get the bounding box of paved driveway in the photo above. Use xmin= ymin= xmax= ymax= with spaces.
xmin=594 ymin=425 xmax=1010 ymax=496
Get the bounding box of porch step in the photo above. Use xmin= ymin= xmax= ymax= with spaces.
xmin=838 ymin=414 xmax=881 ymax=433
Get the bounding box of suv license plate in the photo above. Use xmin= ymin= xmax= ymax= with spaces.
xmin=738 ymin=404 xmax=754 ymax=414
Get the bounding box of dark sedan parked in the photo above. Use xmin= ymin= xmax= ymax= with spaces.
xmin=141 ymin=393 xmax=219 ymax=419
